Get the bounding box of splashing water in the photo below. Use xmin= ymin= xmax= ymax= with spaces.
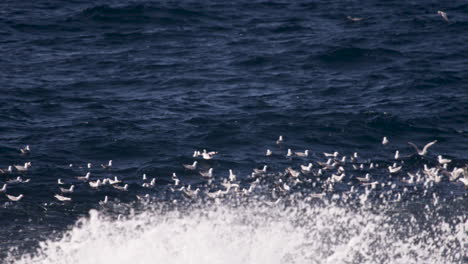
xmin=6 ymin=197 xmax=467 ymax=264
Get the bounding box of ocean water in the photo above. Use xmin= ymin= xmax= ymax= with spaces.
xmin=0 ymin=0 xmax=467 ymax=263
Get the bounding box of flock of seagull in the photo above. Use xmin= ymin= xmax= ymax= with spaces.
xmin=0 ymin=136 xmax=467 ymax=205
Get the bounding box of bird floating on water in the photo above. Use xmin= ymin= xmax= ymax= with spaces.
xmin=101 ymin=160 xmax=112 ymax=169
xmin=0 ymin=184 xmax=6 ymax=193
xmin=276 ymin=135 xmax=284 ymax=144
xmin=77 ymin=172 xmax=91 ymax=181
xmin=89 ymin=179 xmax=101 ymax=188
xmin=183 ymin=161 xmax=197 ymax=170
xmin=382 ymin=137 xmax=389 ymax=145
xmin=347 ymin=16 xmax=364 ymax=22
xmin=14 ymin=162 xmax=31 ymax=172
xmin=20 ymin=145 xmax=31 ymax=155
xmin=438 ymin=155 xmax=451 ymax=165
xmin=295 ymin=150 xmax=309 ymax=157
xmin=54 ymin=194 xmax=71 ymax=201
xmin=199 ymin=168 xmax=213 ymax=178
xmin=113 ymin=184 xmax=128 ymax=191
xmin=266 ymin=149 xmax=272 ymax=156
xmin=60 ymin=185 xmax=74 ymax=193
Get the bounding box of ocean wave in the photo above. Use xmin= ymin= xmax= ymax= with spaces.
xmin=6 ymin=198 xmax=467 ymax=264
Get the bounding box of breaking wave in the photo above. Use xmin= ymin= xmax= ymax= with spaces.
xmin=6 ymin=196 xmax=467 ymax=264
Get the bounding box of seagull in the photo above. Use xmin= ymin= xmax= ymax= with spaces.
xmin=77 ymin=172 xmax=91 ymax=181
xmin=266 ymin=149 xmax=272 ymax=156
xmin=109 ymin=176 xmax=121 ymax=185
xmin=101 ymin=160 xmax=112 ymax=169
xmin=295 ymin=150 xmax=309 ymax=157
xmin=408 ymin=140 xmax=437 ymax=156
xmin=286 ymin=167 xmax=300 ymax=178
xmin=276 ymin=135 xmax=284 ymax=144
xmin=202 ymin=149 xmax=218 ymax=160
xmin=6 ymin=194 xmax=23 ymax=202
xmin=382 ymin=137 xmax=389 ymax=145
xmin=20 ymin=145 xmax=31 ymax=155
xmin=388 ymin=166 xmax=402 ymax=174
xmin=300 ymin=163 xmax=313 ymax=173
xmin=253 ymin=165 xmax=267 ymax=175
xmin=0 ymin=184 xmax=6 ymax=193
xmin=347 ymin=16 xmax=364 ymax=22
xmin=437 ymin=10 xmax=449 ymax=23
xmin=60 ymin=185 xmax=75 ymax=193
xmin=199 ymin=168 xmax=213 ymax=178
xmin=324 ymin=152 xmax=339 ymax=158
xmin=7 ymin=176 xmax=30 ymax=183
xmin=356 ymin=173 xmax=371 ymax=182
xmin=58 ymin=179 xmax=65 ymax=185
xmin=183 ymin=161 xmax=198 ymax=170
xmin=100 ymin=196 xmax=108 ymax=205
xmin=394 ymin=150 xmax=400 ymax=160
xmin=193 ymin=151 xmax=201 ymax=158
xmin=89 ymin=179 xmax=101 ymax=188
xmin=113 ymin=184 xmax=128 ymax=191
xmin=14 ymin=162 xmax=31 ymax=172
xmin=331 ymin=173 xmax=346 ymax=182
xmin=87 ymin=163 xmax=92 ymax=169
xmin=228 ymin=169 xmax=237 ymax=182
xmin=286 ymin=149 xmax=293 ymax=157
xmin=54 ymin=194 xmax=72 ymax=202
xmin=438 ymin=155 xmax=451 ymax=165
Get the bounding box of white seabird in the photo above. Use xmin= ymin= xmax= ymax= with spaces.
xmin=60 ymin=185 xmax=75 ymax=193
xmin=276 ymin=135 xmax=284 ymax=144
xmin=183 ymin=161 xmax=198 ymax=170
xmin=54 ymin=194 xmax=72 ymax=202
xmin=199 ymin=168 xmax=213 ymax=178
xmin=323 ymin=152 xmax=339 ymax=158
xmin=228 ymin=169 xmax=236 ymax=182
xmin=20 ymin=145 xmax=31 ymax=155
xmin=14 ymin=162 xmax=31 ymax=172
xmin=101 ymin=160 xmax=112 ymax=169
xmin=408 ymin=140 xmax=437 ymax=156
xmin=6 ymin=194 xmax=23 ymax=202
xmin=0 ymin=184 xmax=6 ymax=193
xmin=295 ymin=150 xmax=309 ymax=157
xmin=77 ymin=172 xmax=91 ymax=181
xmin=300 ymin=163 xmax=313 ymax=173
xmin=388 ymin=166 xmax=402 ymax=174
xmin=89 ymin=179 xmax=101 ymax=188
xmin=113 ymin=184 xmax=128 ymax=191
xmin=382 ymin=137 xmax=389 ymax=145
xmin=437 ymin=10 xmax=449 ymax=23
xmin=438 ymin=155 xmax=451 ymax=165
xmin=266 ymin=149 xmax=272 ymax=156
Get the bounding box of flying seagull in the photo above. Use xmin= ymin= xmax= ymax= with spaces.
xmin=408 ymin=140 xmax=437 ymax=156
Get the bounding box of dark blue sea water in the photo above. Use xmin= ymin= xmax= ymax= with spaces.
xmin=1 ymin=1 xmax=467 ymax=263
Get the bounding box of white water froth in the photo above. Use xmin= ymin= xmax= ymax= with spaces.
xmin=7 ymin=201 xmax=467 ymax=264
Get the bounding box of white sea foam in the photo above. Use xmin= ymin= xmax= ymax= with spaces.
xmin=6 ymin=200 xmax=467 ymax=264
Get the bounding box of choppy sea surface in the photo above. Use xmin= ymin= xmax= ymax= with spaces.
xmin=0 ymin=0 xmax=467 ymax=263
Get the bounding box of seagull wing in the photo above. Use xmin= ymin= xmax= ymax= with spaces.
xmin=422 ymin=140 xmax=437 ymax=154
xmin=407 ymin=142 xmax=420 ymax=153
